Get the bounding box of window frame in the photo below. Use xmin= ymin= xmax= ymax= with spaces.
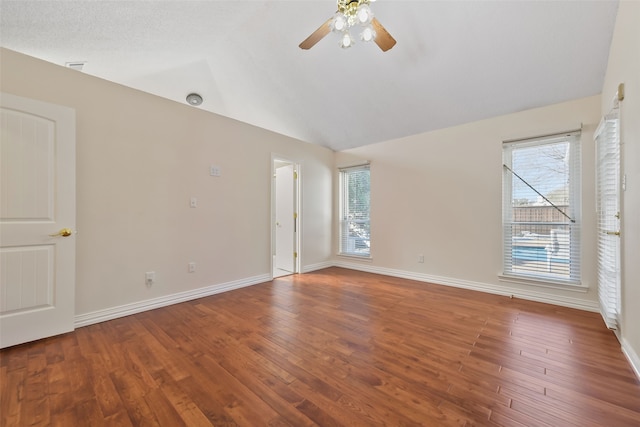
xmin=338 ymin=164 xmax=371 ymax=258
xmin=500 ymin=131 xmax=584 ymax=289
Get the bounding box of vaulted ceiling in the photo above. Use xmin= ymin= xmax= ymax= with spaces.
xmin=0 ymin=1 xmax=619 ymax=151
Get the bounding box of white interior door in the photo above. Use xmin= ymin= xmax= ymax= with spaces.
xmin=0 ymin=93 xmax=76 ymax=348
xmin=595 ymin=111 xmax=621 ymax=329
xmin=275 ymin=164 xmax=295 ymax=274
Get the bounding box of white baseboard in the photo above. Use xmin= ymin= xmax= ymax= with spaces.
xmin=622 ymin=337 xmax=640 ymax=381
xmin=302 ymin=261 xmax=334 ymax=273
xmin=75 ymin=261 xmax=333 ymax=328
xmin=74 ymin=260 xmax=600 ymax=329
xmin=333 ymin=260 xmax=600 ymax=312
xmin=74 ymin=273 xmax=271 ymax=328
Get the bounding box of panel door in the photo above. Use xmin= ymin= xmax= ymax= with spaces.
xmin=0 ymin=93 xmax=76 ymax=348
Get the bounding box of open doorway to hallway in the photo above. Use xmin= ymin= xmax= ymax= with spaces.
xmin=272 ymin=157 xmax=300 ymax=278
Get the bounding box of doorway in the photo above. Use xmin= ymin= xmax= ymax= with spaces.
xmin=272 ymin=157 xmax=300 ymax=278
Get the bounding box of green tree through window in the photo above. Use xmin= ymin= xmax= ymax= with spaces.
xmin=340 ymin=165 xmax=370 ymax=256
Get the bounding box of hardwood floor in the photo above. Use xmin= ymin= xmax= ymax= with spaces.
xmin=2 ymin=267 xmax=639 ymax=426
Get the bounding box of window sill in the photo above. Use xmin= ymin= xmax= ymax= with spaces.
xmin=337 ymin=253 xmax=372 ymax=261
xmin=498 ymin=273 xmax=588 ymax=293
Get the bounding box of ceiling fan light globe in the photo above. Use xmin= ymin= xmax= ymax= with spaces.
xmin=360 ymin=25 xmax=376 ymax=42
xmin=356 ymin=4 xmax=373 ymax=25
xmin=332 ymin=13 xmax=348 ymax=32
xmin=340 ymin=32 xmax=355 ymax=48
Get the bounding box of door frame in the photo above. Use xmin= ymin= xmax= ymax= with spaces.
xmin=271 ymin=155 xmax=301 ymax=278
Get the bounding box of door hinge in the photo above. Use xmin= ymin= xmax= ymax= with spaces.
xmin=294 ymin=171 xmax=298 ymax=180
xmin=293 ymin=212 xmax=298 ymax=220
xmin=294 ymin=252 xmax=298 ymax=258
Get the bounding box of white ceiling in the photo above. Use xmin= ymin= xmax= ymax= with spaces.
xmin=0 ymin=0 xmax=619 ymax=151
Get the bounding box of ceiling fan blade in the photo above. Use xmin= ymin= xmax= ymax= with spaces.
xmin=299 ymin=18 xmax=332 ymax=50
xmin=372 ymin=18 xmax=396 ymax=52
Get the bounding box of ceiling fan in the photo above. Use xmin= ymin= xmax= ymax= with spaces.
xmin=299 ymin=0 xmax=396 ymax=51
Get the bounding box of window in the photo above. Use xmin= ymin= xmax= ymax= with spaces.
xmin=339 ymin=165 xmax=370 ymax=257
xmin=502 ymin=131 xmax=581 ymax=285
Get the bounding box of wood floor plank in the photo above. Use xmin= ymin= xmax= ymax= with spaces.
xmin=72 ymin=398 xmax=106 ymax=427
xmin=216 ymin=353 xmax=317 ymax=427
xmin=2 ymin=267 xmax=639 ymax=426
xmin=1 ymin=368 xmax=24 ymax=426
xmin=110 ymin=370 xmax=161 ymax=426
xmin=20 ymin=351 xmax=50 ymax=426
xmin=256 ymin=323 xmax=433 ymax=426
xmin=144 ymin=380 xmax=195 ymax=427
xmin=544 ymin=384 xmax=640 ymax=427
xmin=83 ymin=352 xmax=129 ymax=419
xmin=191 ymin=353 xmax=283 ymax=426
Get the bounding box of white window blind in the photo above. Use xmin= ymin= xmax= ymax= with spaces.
xmin=339 ymin=165 xmax=370 ymax=257
xmin=595 ymin=112 xmax=620 ymax=329
xmin=502 ymin=131 xmax=581 ymax=284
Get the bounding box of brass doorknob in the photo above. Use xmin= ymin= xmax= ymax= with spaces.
xmin=49 ymin=228 xmax=73 ymax=237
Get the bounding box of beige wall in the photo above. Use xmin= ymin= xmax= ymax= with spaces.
xmin=0 ymin=48 xmax=334 ymax=318
xmin=601 ymin=1 xmax=640 ymax=373
xmin=336 ymin=96 xmax=602 ymax=310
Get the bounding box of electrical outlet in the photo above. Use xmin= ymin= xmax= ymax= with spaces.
xmin=145 ymin=271 xmax=155 ymax=286
xmin=210 ymin=165 xmax=221 ymax=177
xmin=418 ymin=254 xmax=425 ymax=263
xmin=190 ymin=197 xmax=197 ymax=208
xmin=188 ymin=262 xmax=196 ymax=273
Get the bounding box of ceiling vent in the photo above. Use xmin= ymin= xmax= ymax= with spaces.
xmin=65 ymin=61 xmax=86 ymax=71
